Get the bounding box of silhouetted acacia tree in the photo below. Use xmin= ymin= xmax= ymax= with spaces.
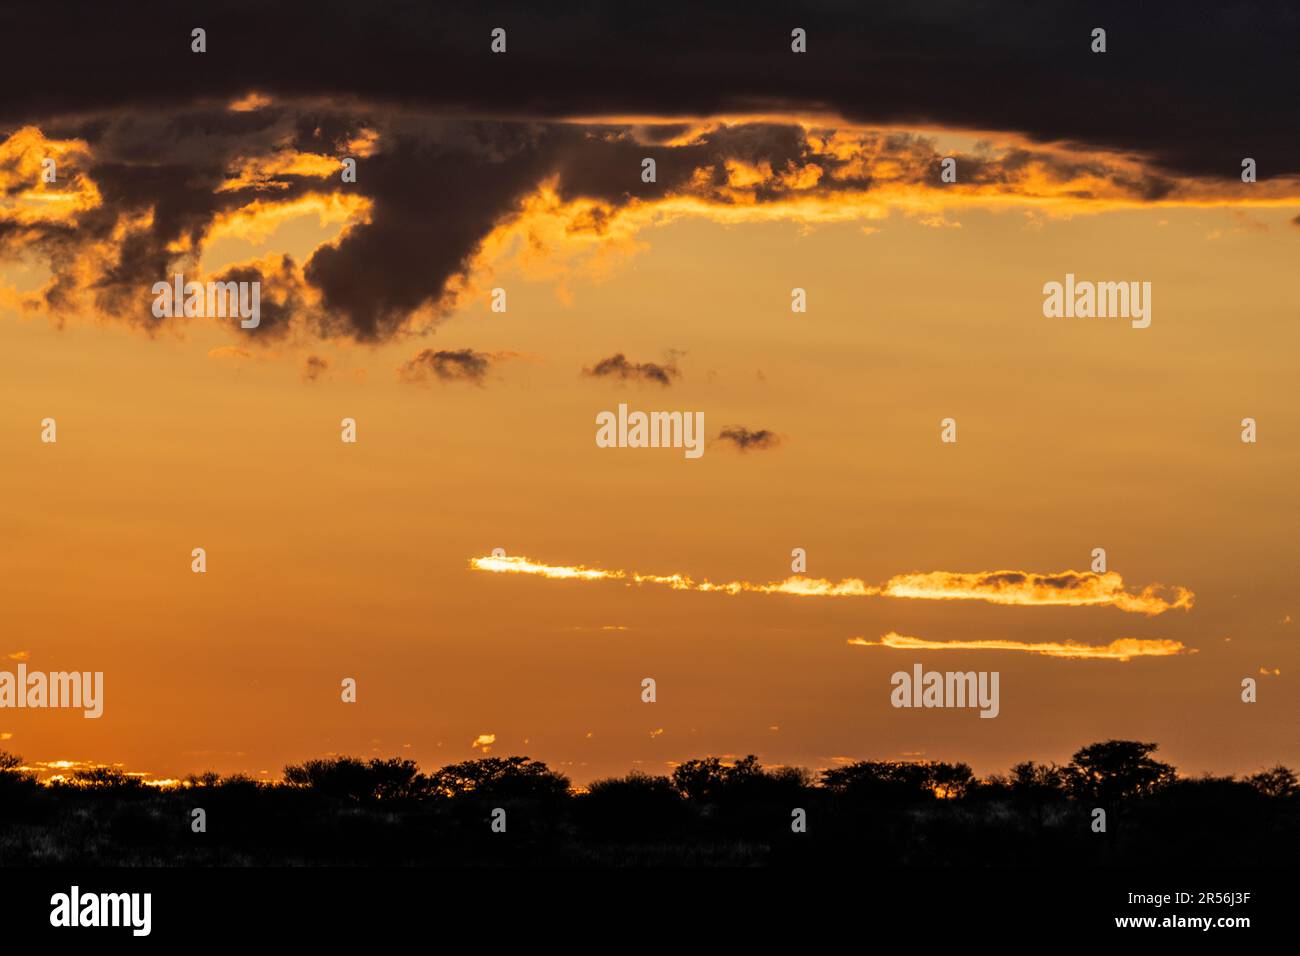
xmin=670 ymin=757 xmax=728 ymax=802
xmin=282 ymin=756 xmax=430 ymax=803
xmin=66 ymin=767 xmax=144 ymax=790
xmin=0 ymin=751 xmax=24 ymax=774
xmin=427 ymin=756 xmax=569 ymax=801
xmin=669 ymin=755 xmax=807 ymax=802
xmin=820 ymin=760 xmax=972 ymax=803
xmin=1 ymin=744 xmax=1298 ymax=866
xmin=0 ymin=750 xmax=39 ymax=806
xmin=1063 ymin=740 xmax=1175 ymax=803
xmin=578 ymin=772 xmax=688 ymax=839
xmin=929 ymin=762 xmax=976 ymax=799
xmin=996 ymin=761 xmax=1069 ymax=828
xmin=1247 ymin=765 xmax=1298 ymax=799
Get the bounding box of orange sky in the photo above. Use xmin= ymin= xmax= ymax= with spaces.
xmin=1 ymin=111 xmax=1297 ymax=785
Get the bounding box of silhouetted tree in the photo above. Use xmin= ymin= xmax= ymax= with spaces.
xmin=361 ymin=758 xmax=432 ymax=802
xmin=767 ymin=765 xmax=816 ymax=792
xmin=670 ymin=757 xmax=728 ymax=802
xmin=1063 ymin=740 xmax=1175 ymax=803
xmin=282 ymin=756 xmax=429 ymax=803
xmin=214 ymin=773 xmax=261 ymax=790
xmin=929 ymin=762 xmax=975 ymax=800
xmin=579 ymin=772 xmax=688 ymax=839
xmin=0 ymin=749 xmax=39 ymax=805
xmin=2 ymin=744 xmax=1297 ymax=866
xmin=1247 ymin=765 xmax=1298 ymax=799
xmin=820 ymin=760 xmax=971 ymax=804
xmin=427 ymin=756 xmax=569 ymax=801
xmin=1009 ymin=761 xmax=1067 ymax=797
xmin=66 ymin=766 xmax=144 ymax=790
xmin=991 ymin=760 xmax=1069 ymax=831
xmin=669 ymin=755 xmax=806 ymax=806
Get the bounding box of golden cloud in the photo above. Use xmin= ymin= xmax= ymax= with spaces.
xmin=470 ymin=554 xmax=1193 ymax=614
xmin=0 ymin=126 xmax=101 ymax=226
xmin=880 ymin=570 xmax=1194 ymax=616
xmin=849 ymin=631 xmax=1193 ymax=661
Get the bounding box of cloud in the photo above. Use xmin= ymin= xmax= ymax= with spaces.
xmin=472 ymin=554 xmax=620 ymax=582
xmin=5 ymin=107 xmax=1297 ymax=352
xmin=849 ymin=632 xmax=1193 ymax=661
xmin=2 ymin=1 xmax=1295 ymax=181
xmin=214 ymin=256 xmax=307 ymax=341
xmin=302 ymin=354 xmax=329 ymax=383
xmin=0 ymin=126 xmax=100 ymax=225
xmin=6 ymin=651 xmax=30 ymax=661
xmin=471 ymin=733 xmax=496 ymax=753
xmin=583 ymin=352 xmax=680 ymax=386
xmin=397 ymin=348 xmax=512 ymax=385
xmin=471 ymin=553 xmax=872 ymax=596
xmin=228 ymin=92 xmax=273 ymax=113
xmin=6 ymin=3 xmax=1299 ymax=350
xmin=716 ymin=426 xmax=783 ymax=452
xmin=881 ymin=570 xmax=1194 ymax=616
xmin=207 ymin=346 xmax=251 ymax=362
xmin=470 ymin=553 xmax=1193 ymax=613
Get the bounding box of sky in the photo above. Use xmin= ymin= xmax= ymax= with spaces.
xmin=0 ymin=1 xmax=1296 ymax=785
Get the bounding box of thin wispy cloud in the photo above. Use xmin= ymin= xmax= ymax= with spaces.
xmin=884 ymin=570 xmax=1194 ymax=616
xmin=469 ymin=554 xmax=1193 ymax=614
xmin=849 ymin=632 xmax=1194 ymax=661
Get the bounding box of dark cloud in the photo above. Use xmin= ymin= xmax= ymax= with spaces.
xmin=302 ymin=354 xmax=329 ymax=383
xmin=583 ymin=353 xmax=680 ymax=386
xmin=1 ymin=1 xmax=1295 ymax=180
xmin=1039 ymin=573 xmax=1091 ymax=590
xmin=15 ymin=108 xmax=1189 ymax=344
xmin=219 ymin=258 xmax=304 ymax=340
xmin=397 ymin=348 xmax=505 ymax=385
xmin=984 ymin=572 xmax=1028 ymax=587
xmin=2 ymin=2 xmax=1293 ymax=347
xmin=1 ymin=108 xmax=327 ymax=336
xmin=0 ymin=108 xmax=1271 ymax=348
xmin=716 ymin=426 xmax=782 ymax=452
xmin=304 ymin=126 xmax=563 ymax=342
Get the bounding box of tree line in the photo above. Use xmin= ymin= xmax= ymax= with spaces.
xmin=1 ymin=741 xmax=1295 ymax=865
